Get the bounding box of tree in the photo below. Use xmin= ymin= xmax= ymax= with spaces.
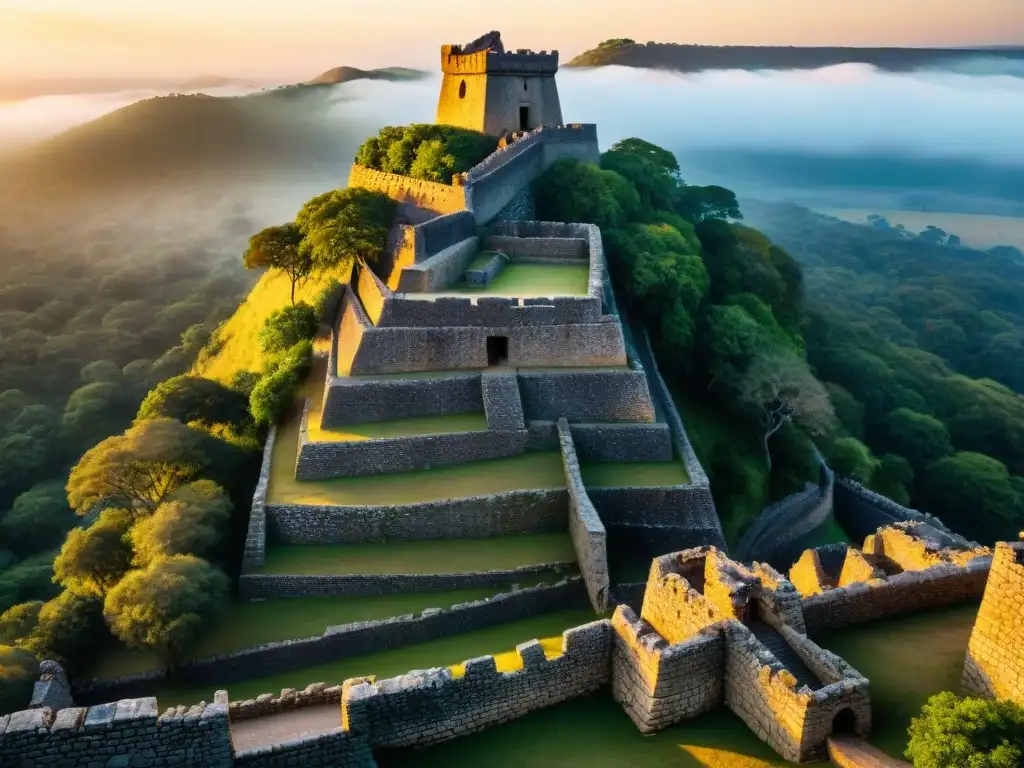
xmin=295 ymin=188 xmax=396 ymax=272
xmin=242 ymin=223 xmax=310 ymax=304
xmin=249 ymin=340 xmax=311 ymax=426
xmin=0 ymin=481 xmax=77 ymax=556
xmin=736 ymin=352 xmax=835 ymax=470
xmin=0 ymin=645 xmax=37 ymax=714
xmin=871 ymin=454 xmax=914 ymax=507
xmin=66 ymin=419 xmax=209 ymax=516
xmin=18 ymin=590 xmax=105 ymax=670
xmin=103 ymin=555 xmax=229 ymax=669
xmin=826 ymin=436 xmax=877 ymax=484
xmin=922 ymin=452 xmax=1023 ymax=542
xmin=882 ymin=408 xmax=953 ymax=471
xmin=52 ymin=507 xmax=133 ymax=597
xmin=0 ymin=601 xmax=42 ymax=644
xmin=676 ymin=184 xmax=742 ymax=223
xmin=906 ymin=691 xmax=1024 ymax=768
xmin=129 ymin=481 xmax=232 ymax=566
xmin=258 ymin=303 xmax=318 ymax=356
xmin=535 ymin=158 xmax=630 ymax=231
xmin=600 ymin=145 xmax=677 ymax=210
xmin=136 ymin=376 xmax=250 ymax=431
xmin=605 ymin=137 xmax=680 ymax=177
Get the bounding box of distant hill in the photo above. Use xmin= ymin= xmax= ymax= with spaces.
xmin=0 ymin=93 xmax=355 ymax=199
xmin=305 ymin=66 xmax=426 ymax=86
xmin=566 ymin=40 xmax=1024 ymax=73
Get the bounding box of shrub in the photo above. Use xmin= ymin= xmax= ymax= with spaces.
xmin=906 ymin=691 xmax=1024 ymax=767
xmin=258 ymin=302 xmax=317 ymax=356
xmin=354 ymin=124 xmax=495 ymax=183
xmin=137 ymin=375 xmax=251 ymax=430
xmin=129 ymin=481 xmax=232 ymax=566
xmin=0 ymin=601 xmax=43 ymax=644
xmin=0 ymin=645 xmax=36 ymax=714
xmin=249 ymin=340 xmax=312 ymax=426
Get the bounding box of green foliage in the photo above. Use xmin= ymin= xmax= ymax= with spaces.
xmin=136 ymin=375 xmax=250 ymax=432
xmin=601 ymin=144 xmax=677 ymax=210
xmin=882 ymin=408 xmax=953 ymax=471
xmin=295 ymin=187 xmax=395 ymax=271
xmin=0 ymin=645 xmax=37 ymax=714
xmin=0 ymin=481 xmax=77 ymax=557
xmin=18 ymin=590 xmax=105 ymax=670
xmin=906 ymin=691 xmax=1024 ymax=768
xmin=242 ymin=223 xmax=310 ymax=304
xmin=249 ymin=340 xmax=312 ymax=426
xmin=103 ymin=555 xmax=229 ymax=667
xmin=355 ymin=124 xmax=495 ymax=183
xmin=871 ymin=453 xmax=914 ymax=506
xmin=825 ymin=436 xmax=877 ymax=484
xmin=675 ymin=184 xmax=742 ymax=223
xmin=825 ymin=382 xmax=866 ymax=440
xmin=922 ymin=452 xmax=1023 ymax=542
xmin=0 ymin=601 xmax=42 ymax=644
xmin=535 ymin=158 xmax=632 ymax=231
xmin=66 ymin=419 xmax=209 ymax=516
xmin=53 ymin=507 xmax=133 ymax=597
xmin=597 ymin=38 xmax=636 ymax=48
xmin=128 ymin=481 xmax=231 ymax=566
xmin=258 ymin=302 xmax=318 ymax=356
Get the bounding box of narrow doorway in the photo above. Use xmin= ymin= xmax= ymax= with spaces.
xmin=832 ymin=708 xmax=858 ymax=735
xmin=519 ymin=106 xmax=530 ymax=131
xmin=486 ymin=336 xmax=509 ymax=366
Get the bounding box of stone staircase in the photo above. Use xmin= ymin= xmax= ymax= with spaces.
xmin=748 ymin=621 xmax=822 ymax=690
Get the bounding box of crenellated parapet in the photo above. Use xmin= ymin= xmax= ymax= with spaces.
xmin=440 ymin=45 xmax=559 ymax=75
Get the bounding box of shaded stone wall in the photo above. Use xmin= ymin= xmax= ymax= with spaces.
xmin=489 ymin=220 xmax=604 ymax=299
xmin=481 ymin=373 xmax=526 ymax=430
xmin=242 ymin=425 xmax=275 ymax=570
xmin=518 ymin=368 xmax=656 ymax=422
xmin=234 ymin=729 xmax=370 ymax=768
xmin=73 ymin=579 xmax=588 ymax=700
xmin=347 ymin=164 xmax=467 ymax=215
xmin=833 ymin=478 xmax=969 ymax=545
xmin=465 ymin=252 xmax=505 ymax=286
xmin=801 ymin=558 xmax=991 ymax=634
xmin=356 ymin=265 xmax=390 ymax=324
xmin=237 ymin=562 xmax=573 ymax=600
xmin=962 ymin=541 xmax=1024 ymax=703
xmin=266 ymin=489 xmax=567 ymax=544
xmin=344 ymin=620 xmax=610 ymax=750
xmin=610 ymin=605 xmax=723 ymax=732
xmin=568 ymin=423 xmax=672 ymax=462
xmin=488 ymin=184 xmax=535 ymax=223
xmin=0 ymin=698 xmax=233 ymax=768
xmin=320 ymin=373 xmax=482 ymax=428
xmin=375 ymin=295 xmax=603 ymax=328
xmin=483 ymin=234 xmax=587 ymax=261
xmin=558 ymin=419 xmax=610 ymax=612
xmin=394 ymin=237 xmax=479 ymax=293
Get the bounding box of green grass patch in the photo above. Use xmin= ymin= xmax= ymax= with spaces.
xmin=580 ymin=459 xmax=689 ymax=488
xmin=267 ymin=435 xmax=566 ymax=505
xmin=379 ymin=695 xmax=797 ymax=768
xmin=257 ymin=534 xmax=577 ymax=575
xmin=817 ymin=603 xmax=978 ymax=759
xmin=150 ymin=610 xmax=597 ymax=707
xmin=449 ymin=263 xmax=589 ymax=298
xmin=87 ymin=587 xmax=520 ymax=680
xmin=309 ymin=412 xmax=488 ymax=442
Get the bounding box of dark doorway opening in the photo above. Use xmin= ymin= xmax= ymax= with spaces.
xmin=832 ymin=708 xmax=858 ymax=735
xmin=487 ymin=336 xmax=509 ymax=366
xmin=519 ymin=106 xmax=530 ymax=131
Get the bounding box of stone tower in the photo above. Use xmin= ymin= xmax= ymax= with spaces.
xmin=962 ymin=541 xmax=1024 ymax=703
xmin=436 ymin=31 xmax=563 ymax=137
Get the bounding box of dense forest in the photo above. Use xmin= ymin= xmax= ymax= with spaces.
xmin=745 ymin=200 xmax=1024 ymax=542
xmin=566 ymin=39 xmax=1024 ymax=73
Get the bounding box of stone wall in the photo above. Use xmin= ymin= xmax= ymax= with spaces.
xmin=355 ymin=264 xmax=390 ymax=325
xmin=295 ymin=402 xmax=528 ymax=479
xmin=610 ymin=605 xmax=723 ymax=732
xmin=801 ymin=558 xmax=991 ymax=634
xmin=518 ymin=368 xmax=656 ymax=422
xmin=394 ymin=236 xmax=479 ymax=293
xmin=320 ymin=373 xmax=482 ymax=428
xmin=375 ymin=294 xmax=604 ymax=328
xmin=234 ymin=729 xmax=370 ymax=768
xmin=74 ymin=579 xmax=588 ymax=700
xmin=481 ymin=373 xmax=526 ymax=430
xmin=345 ymin=620 xmax=610 ymax=750
xmin=464 ymin=252 xmax=505 ymax=286
xmin=237 ymin=562 xmax=572 ymax=600
xmin=558 ymin=419 xmax=610 ymax=612
xmin=863 ymin=522 xmax=989 ymax=571
xmin=834 ymin=477 xmax=969 ymax=546
xmin=483 ymin=234 xmax=587 ymax=262
xmin=347 ymin=164 xmax=467 ymax=215
xmin=962 ymin=541 xmax=1024 ymax=703
xmin=489 ymin=220 xmax=604 ymax=299
xmin=242 ymin=424 xmax=276 ymax=570
xmin=265 ymin=489 xmax=567 ymax=544
xmin=488 ymin=184 xmax=535 ymax=223
xmin=568 ymin=422 xmax=672 ymax=462
xmin=0 ymin=697 xmax=233 ymax=768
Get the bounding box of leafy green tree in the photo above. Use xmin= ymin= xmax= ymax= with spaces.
xmin=66 ymin=419 xmax=208 ymax=516
xmin=52 ymin=508 xmax=133 ymax=597
xmin=103 ymin=555 xmax=229 ymax=669
xmin=535 ymin=158 xmax=630 ymax=231
xmin=18 ymin=590 xmax=105 ymax=671
xmin=129 ymin=481 xmax=231 ymax=566
xmin=295 ymin=188 xmax=395 ymax=272
xmin=136 ymin=376 xmax=250 ymax=430
xmin=258 ymin=303 xmax=318 ymax=356
xmin=0 ymin=481 xmax=77 ymax=556
xmin=882 ymin=408 xmax=953 ymax=471
xmin=605 ymin=138 xmax=680 ymax=177
xmin=826 ymin=436 xmax=877 ymax=484
xmin=355 ymin=124 xmax=494 ymax=182
xmin=0 ymin=601 xmax=42 ymax=644
xmin=870 ymin=453 xmax=914 ymax=506
xmin=600 ymin=145 xmax=677 ymax=210
xmin=0 ymin=645 xmax=37 ymax=714
xmin=825 ymin=382 xmax=866 ymax=440
xmin=0 ymin=553 xmax=59 ymax=615
xmin=923 ymin=452 xmax=1023 ymax=542
xmin=906 ymin=691 xmax=1024 ymax=768
xmin=675 ymin=184 xmax=742 ymax=223
xmin=242 ymin=223 xmax=310 ymax=304
xmin=249 ymin=341 xmax=312 ymax=426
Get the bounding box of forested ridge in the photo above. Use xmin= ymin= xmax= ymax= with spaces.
xmin=745 ymin=200 xmax=1024 ymax=542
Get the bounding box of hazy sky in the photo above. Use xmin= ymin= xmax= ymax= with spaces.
xmin=3 ymin=0 xmax=1024 ymax=81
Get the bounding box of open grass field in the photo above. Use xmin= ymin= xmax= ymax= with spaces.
xmin=380 ymin=696 xmax=798 ymax=768
xmin=267 ymin=430 xmax=567 ymax=505
xmin=444 ymin=262 xmax=589 ymax=298
xmin=308 ymin=412 xmax=488 ymax=442
xmin=824 ymin=208 xmax=1024 ymax=252
xmin=580 ymin=459 xmax=689 ymax=488
xmin=150 ymin=610 xmax=597 ymax=707
xmin=256 ymin=534 xmax=577 ymax=575
xmin=817 ymin=602 xmax=978 ymax=759
xmin=87 ymin=587 xmax=522 ymax=680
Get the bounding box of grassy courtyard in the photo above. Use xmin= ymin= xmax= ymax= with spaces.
xmin=151 ymin=610 xmax=597 ymax=707
xmin=580 ymin=459 xmax=689 ymax=488
xmin=87 ymin=587 xmax=520 ymax=680
xmin=308 ymin=412 xmax=488 ymax=442
xmin=257 ymin=534 xmax=577 ymax=575
xmin=449 ymin=262 xmax=590 ymax=298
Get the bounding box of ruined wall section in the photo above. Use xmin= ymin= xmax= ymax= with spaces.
xmin=558 ymin=419 xmax=609 ymax=612
xmin=834 ymin=478 xmax=973 ymax=546
xmin=481 ymin=373 xmax=526 ymax=430
xmin=962 ymin=542 xmax=1024 ymax=703
xmin=863 ymin=522 xmax=990 ymax=572
xmin=242 ymin=424 xmax=275 ymax=570
xmin=639 ymin=551 xmax=726 ymax=643
xmin=347 ymin=164 xmax=468 ymax=216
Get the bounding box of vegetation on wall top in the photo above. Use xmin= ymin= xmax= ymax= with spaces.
xmin=354 ymin=124 xmax=497 ymax=184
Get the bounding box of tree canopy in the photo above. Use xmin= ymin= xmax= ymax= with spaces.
xmin=295 ymin=188 xmax=395 ymax=271
xmin=907 ymin=692 xmax=1024 ymax=768
xmin=242 ymin=223 xmax=310 ymax=304
xmin=354 ymin=123 xmax=495 ymax=183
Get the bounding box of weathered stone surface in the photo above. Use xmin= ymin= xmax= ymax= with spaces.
xmin=559 ymin=419 xmax=609 ymax=612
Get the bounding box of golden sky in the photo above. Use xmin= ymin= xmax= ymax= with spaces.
xmin=3 ymin=0 xmax=1023 ymax=81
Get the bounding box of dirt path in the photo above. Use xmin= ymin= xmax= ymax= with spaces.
xmin=230 ymin=704 xmax=342 ymax=751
